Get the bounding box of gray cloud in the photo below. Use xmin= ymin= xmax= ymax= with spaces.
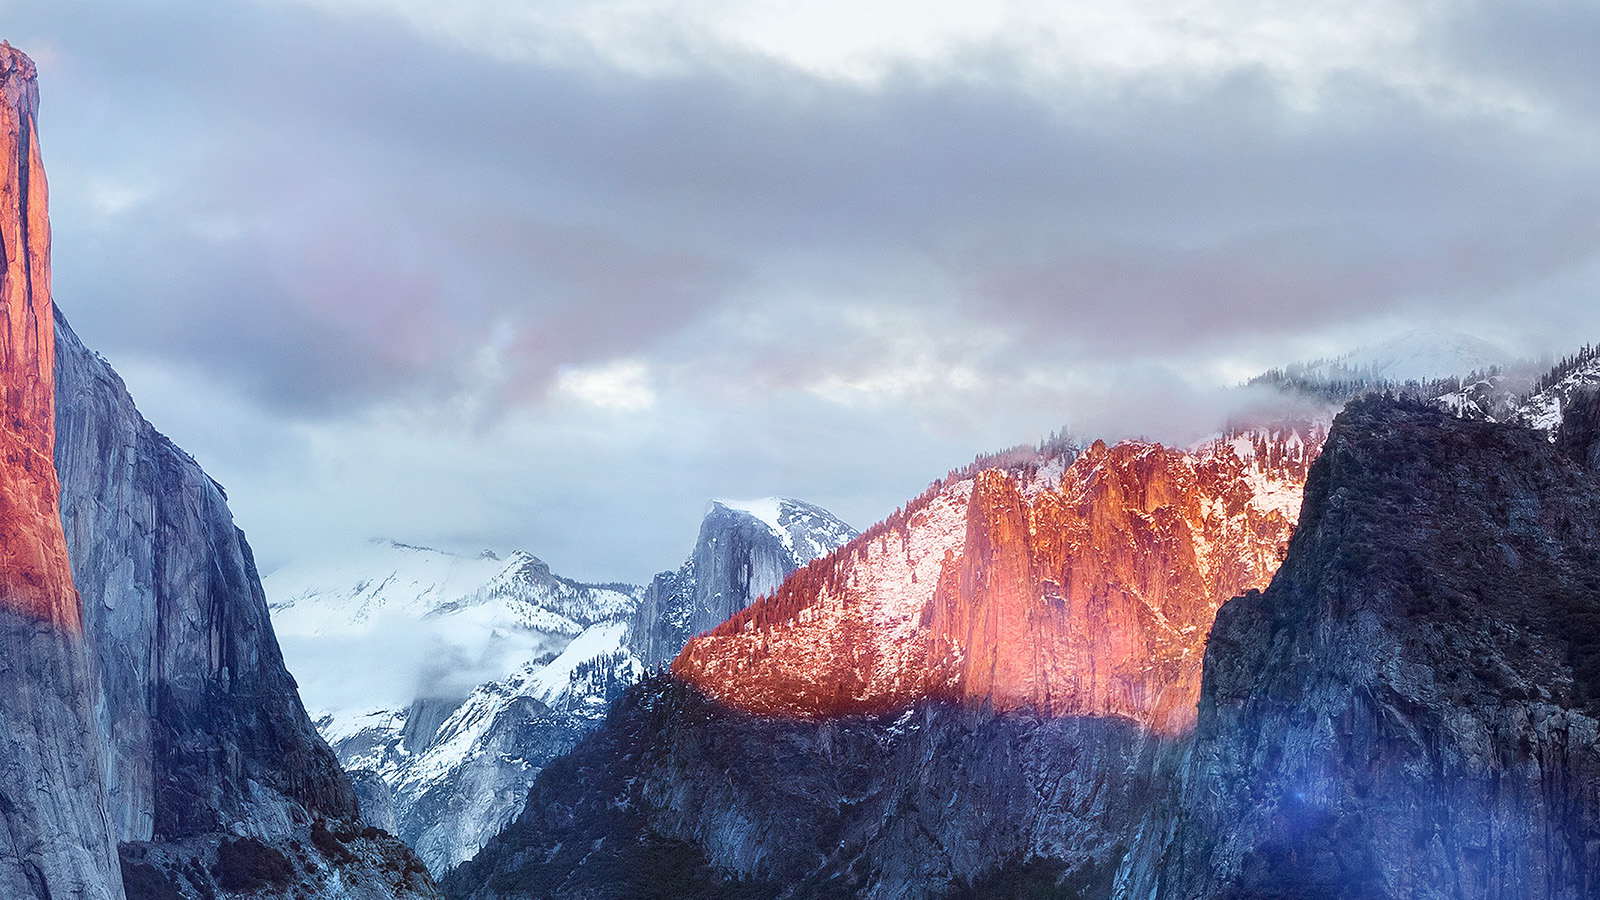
xmin=7 ymin=0 xmax=1600 ymax=580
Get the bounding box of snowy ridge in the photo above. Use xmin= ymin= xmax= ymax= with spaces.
xmin=1510 ymin=351 xmax=1600 ymax=437
xmin=271 ymin=500 xmax=855 ymax=873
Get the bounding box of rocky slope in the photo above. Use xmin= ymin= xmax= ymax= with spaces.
xmin=446 ymin=673 xmax=1176 ymax=900
xmin=0 ymin=41 xmax=123 ymax=900
xmin=272 ymin=500 xmax=853 ymax=873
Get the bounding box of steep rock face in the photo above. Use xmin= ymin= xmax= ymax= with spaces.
xmin=628 ymin=498 xmax=856 ymax=668
xmin=0 ymin=43 xmax=122 ymax=900
xmin=674 ymin=435 xmax=1315 ymax=732
xmin=1162 ymin=396 xmax=1600 ymax=900
xmin=56 ymin=308 xmax=437 ymax=898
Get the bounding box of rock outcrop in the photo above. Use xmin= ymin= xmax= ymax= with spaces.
xmin=0 ymin=42 xmax=123 ymax=900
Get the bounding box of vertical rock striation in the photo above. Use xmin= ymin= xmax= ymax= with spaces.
xmin=0 ymin=38 xmax=437 ymax=900
xmin=0 ymin=42 xmax=123 ymax=900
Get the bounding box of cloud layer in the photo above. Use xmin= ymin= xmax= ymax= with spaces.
xmin=6 ymin=0 xmax=1600 ymax=581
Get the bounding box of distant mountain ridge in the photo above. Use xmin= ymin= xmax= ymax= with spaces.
xmin=268 ymin=499 xmax=855 ymax=872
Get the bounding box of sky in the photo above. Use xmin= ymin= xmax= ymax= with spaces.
xmin=4 ymin=0 xmax=1600 ymax=583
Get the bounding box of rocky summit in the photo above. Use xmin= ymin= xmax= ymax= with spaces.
xmin=0 ymin=41 xmax=122 ymax=900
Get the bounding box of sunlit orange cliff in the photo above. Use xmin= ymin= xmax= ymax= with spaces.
xmin=0 ymin=43 xmax=80 ymax=630
xmin=673 ymin=428 xmax=1322 ymax=733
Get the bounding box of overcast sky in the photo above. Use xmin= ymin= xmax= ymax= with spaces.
xmin=5 ymin=0 xmax=1600 ymax=583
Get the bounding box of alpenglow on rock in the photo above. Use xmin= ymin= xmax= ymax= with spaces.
xmin=673 ymin=435 xmax=1316 ymax=732
xmin=0 ymin=42 xmax=122 ymax=900
xmin=445 ymin=428 xmax=1318 ymax=900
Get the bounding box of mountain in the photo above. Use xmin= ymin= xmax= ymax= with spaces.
xmin=1 ymin=43 xmax=434 ymax=900
xmin=267 ymin=542 xmax=643 ymax=873
xmin=1311 ymin=328 xmax=1513 ymax=383
xmin=0 ymin=42 xmax=122 ymax=900
xmin=442 ymin=423 xmax=1319 ymax=899
xmin=269 ymin=500 xmax=854 ymax=872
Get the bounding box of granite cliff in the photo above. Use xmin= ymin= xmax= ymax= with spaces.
xmin=444 ymin=428 xmax=1319 ymax=900
xmin=673 ymin=432 xmax=1315 ymax=731
xmin=1 ymin=42 xmax=436 ymax=900
xmin=0 ymin=40 xmax=123 ymax=900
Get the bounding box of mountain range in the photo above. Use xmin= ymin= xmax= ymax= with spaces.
xmin=443 ymin=379 xmax=1600 ymax=900
xmin=265 ymin=499 xmax=855 ymax=871
xmin=12 ymin=33 xmax=1600 ymax=900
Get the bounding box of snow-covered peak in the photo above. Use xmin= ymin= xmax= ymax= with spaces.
xmin=266 ymin=540 xmax=637 ymax=636
xmin=710 ymin=497 xmax=857 ymax=565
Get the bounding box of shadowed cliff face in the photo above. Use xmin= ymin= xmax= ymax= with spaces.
xmin=673 ymin=432 xmax=1318 ymax=732
xmin=444 ymin=673 xmax=1176 ymax=900
xmin=1165 ymin=396 xmax=1600 ymax=900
